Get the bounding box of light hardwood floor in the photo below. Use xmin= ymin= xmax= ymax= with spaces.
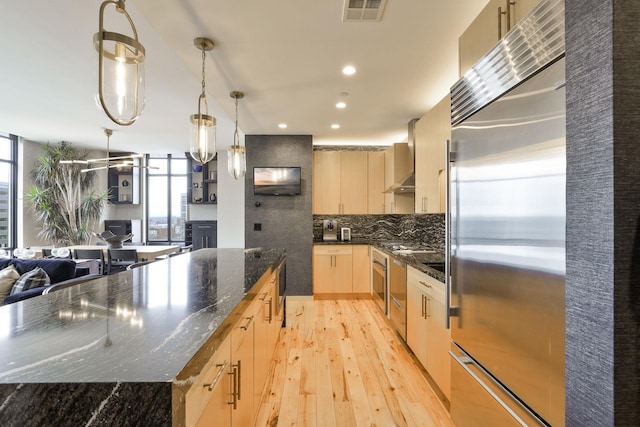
xmin=255 ymin=298 xmax=454 ymax=427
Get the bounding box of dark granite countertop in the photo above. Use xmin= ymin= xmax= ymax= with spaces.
xmin=313 ymin=239 xmax=445 ymax=282
xmin=0 ymin=248 xmax=284 ymax=426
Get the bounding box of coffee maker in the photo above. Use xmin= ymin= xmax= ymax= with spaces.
xmin=322 ymin=219 xmax=337 ymax=241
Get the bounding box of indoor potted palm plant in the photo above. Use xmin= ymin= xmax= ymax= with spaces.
xmin=25 ymin=141 xmax=108 ymax=246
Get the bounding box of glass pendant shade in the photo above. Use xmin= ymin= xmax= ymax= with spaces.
xmin=95 ymin=0 xmax=145 ymax=126
xmin=228 ymin=91 xmax=246 ymax=179
xmin=189 ymin=110 xmax=216 ymax=164
xmin=227 ymin=145 xmax=246 ymax=179
xmin=189 ymin=37 xmax=216 ymax=164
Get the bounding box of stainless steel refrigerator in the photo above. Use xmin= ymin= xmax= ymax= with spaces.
xmin=448 ymin=0 xmax=566 ymax=425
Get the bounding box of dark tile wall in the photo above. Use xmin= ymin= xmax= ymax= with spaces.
xmin=245 ymin=135 xmax=313 ymax=296
xmin=566 ymin=0 xmax=640 ymax=424
xmin=313 ymin=214 xmax=445 ymax=251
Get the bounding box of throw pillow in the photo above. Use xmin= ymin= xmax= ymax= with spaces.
xmin=0 ymin=265 xmax=20 ymax=302
xmin=10 ymin=267 xmax=51 ymax=295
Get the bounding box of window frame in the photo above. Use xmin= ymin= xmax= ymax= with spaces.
xmin=0 ymin=133 xmax=17 ymax=250
xmin=145 ymin=154 xmax=188 ymax=245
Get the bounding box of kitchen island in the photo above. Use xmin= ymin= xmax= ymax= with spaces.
xmin=0 ymin=248 xmax=285 ymax=426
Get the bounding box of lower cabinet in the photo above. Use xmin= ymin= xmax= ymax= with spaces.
xmin=186 ymin=267 xmax=283 ymax=426
xmin=191 ymin=336 xmax=231 ymax=426
xmin=186 ymin=221 xmax=217 ymax=249
xmin=313 ymin=244 xmax=371 ymax=296
xmin=313 ymin=245 xmax=353 ymax=295
xmin=231 ymin=309 xmax=256 ymax=427
xmin=406 ymin=265 xmax=451 ymax=400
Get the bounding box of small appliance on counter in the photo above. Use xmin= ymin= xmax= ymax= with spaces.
xmin=322 ymin=219 xmax=337 ymax=241
xmin=340 ymin=228 xmax=351 ymax=241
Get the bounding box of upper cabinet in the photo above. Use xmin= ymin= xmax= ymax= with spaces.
xmin=108 ymin=152 xmax=140 ymax=204
xmin=459 ymin=0 xmax=540 ymax=76
xmin=414 ymin=94 xmax=450 ymax=214
xmin=313 ymin=150 xmax=384 ymax=214
xmin=186 ymin=154 xmax=218 ymax=205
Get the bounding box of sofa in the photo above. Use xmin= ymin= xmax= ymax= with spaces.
xmin=0 ymin=258 xmax=99 ymax=305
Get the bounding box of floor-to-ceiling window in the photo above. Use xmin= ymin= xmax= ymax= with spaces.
xmin=146 ymin=155 xmax=187 ymax=244
xmin=0 ymin=133 xmax=16 ymax=249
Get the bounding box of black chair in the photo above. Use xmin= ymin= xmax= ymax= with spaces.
xmin=73 ymin=249 xmax=106 ymax=275
xmin=107 ymin=249 xmax=138 ymax=274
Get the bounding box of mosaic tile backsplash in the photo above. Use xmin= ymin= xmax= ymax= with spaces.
xmin=313 ymin=214 xmax=445 ymax=251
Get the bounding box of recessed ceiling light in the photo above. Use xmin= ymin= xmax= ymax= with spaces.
xmin=336 ymin=101 xmax=347 ymax=109
xmin=331 ymin=124 xmax=340 ymax=129
xmin=342 ymin=65 xmax=356 ymax=75
xmin=278 ymin=123 xmax=287 ymax=129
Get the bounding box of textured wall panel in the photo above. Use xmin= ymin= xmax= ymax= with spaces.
xmin=245 ymin=135 xmax=313 ymax=296
xmin=566 ymin=0 xmax=640 ymax=425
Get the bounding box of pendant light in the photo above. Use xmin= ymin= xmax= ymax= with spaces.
xmin=94 ymin=0 xmax=145 ymax=126
xmin=227 ymin=91 xmax=246 ymax=179
xmin=60 ymin=128 xmax=153 ymax=173
xmin=189 ymin=37 xmax=216 ymax=165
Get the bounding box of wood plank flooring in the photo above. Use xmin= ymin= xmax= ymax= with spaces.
xmin=255 ymin=298 xmax=454 ymax=427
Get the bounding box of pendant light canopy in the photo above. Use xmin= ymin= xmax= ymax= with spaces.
xmin=95 ymin=0 xmax=145 ymax=126
xmin=189 ymin=37 xmax=216 ymax=165
xmin=227 ymin=91 xmax=246 ymax=180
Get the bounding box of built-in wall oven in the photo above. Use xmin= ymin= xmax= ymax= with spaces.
xmin=371 ymin=248 xmax=388 ymax=314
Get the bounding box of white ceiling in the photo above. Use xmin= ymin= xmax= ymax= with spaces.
xmin=0 ymin=0 xmax=488 ymax=154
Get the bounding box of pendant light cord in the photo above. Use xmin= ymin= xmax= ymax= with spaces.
xmin=234 ymin=95 xmax=239 ymax=146
xmin=201 ymin=47 xmax=207 ymax=97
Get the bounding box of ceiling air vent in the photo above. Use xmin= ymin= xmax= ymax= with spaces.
xmin=342 ymin=0 xmax=387 ymax=22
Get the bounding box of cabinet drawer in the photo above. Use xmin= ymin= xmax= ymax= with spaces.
xmin=185 ymin=336 xmax=231 ymax=426
xmin=313 ymin=245 xmax=353 ymax=256
xmin=408 ymin=266 xmax=445 ymax=305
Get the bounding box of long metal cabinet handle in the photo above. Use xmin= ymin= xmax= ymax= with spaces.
xmin=425 ymin=296 xmax=430 ymax=319
xmin=498 ymin=0 xmax=516 ymax=38
xmin=449 ymin=350 xmax=529 ymax=426
xmin=204 ymin=360 xmax=229 ymax=391
xmin=421 ymin=196 xmax=427 ymax=213
xmin=421 ymin=295 xmax=426 ymax=318
xmin=267 ymin=297 xmax=273 ymax=323
xmin=228 ymin=362 xmax=239 ymax=409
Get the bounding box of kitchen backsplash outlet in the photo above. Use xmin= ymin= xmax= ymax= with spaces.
xmin=312 ymin=214 xmax=445 ymax=251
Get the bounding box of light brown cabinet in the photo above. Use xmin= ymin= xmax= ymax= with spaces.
xmin=367 ymin=151 xmax=386 ymax=214
xmin=186 ymin=266 xmax=283 ymax=427
xmin=414 ymin=94 xmax=450 ymax=214
xmin=313 ymin=245 xmax=354 ymax=295
xmin=351 ymin=245 xmax=371 ymax=295
xmin=188 ymin=337 xmax=232 ymax=427
xmin=406 ymin=265 xmax=451 ymax=399
xmin=313 ymin=245 xmax=371 ymax=296
xmin=459 ymin=0 xmax=539 ymax=76
xmin=231 ymin=311 xmax=255 ymax=427
xmin=313 ymin=151 xmax=368 ymax=214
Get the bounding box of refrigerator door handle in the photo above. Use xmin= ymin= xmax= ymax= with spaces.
xmin=445 ymin=139 xmax=458 ymax=327
xmin=450 ymin=349 xmax=531 ymax=427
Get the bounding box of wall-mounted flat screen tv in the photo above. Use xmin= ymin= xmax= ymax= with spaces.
xmin=254 ymin=167 xmax=301 ymax=196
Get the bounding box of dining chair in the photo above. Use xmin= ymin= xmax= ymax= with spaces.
xmin=73 ymin=249 xmax=106 ymax=275
xmin=107 ymin=249 xmax=138 ymax=274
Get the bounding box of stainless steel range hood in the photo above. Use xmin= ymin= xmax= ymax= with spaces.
xmin=384 ymin=170 xmax=415 ymax=193
xmin=384 ymin=119 xmax=418 ymax=194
